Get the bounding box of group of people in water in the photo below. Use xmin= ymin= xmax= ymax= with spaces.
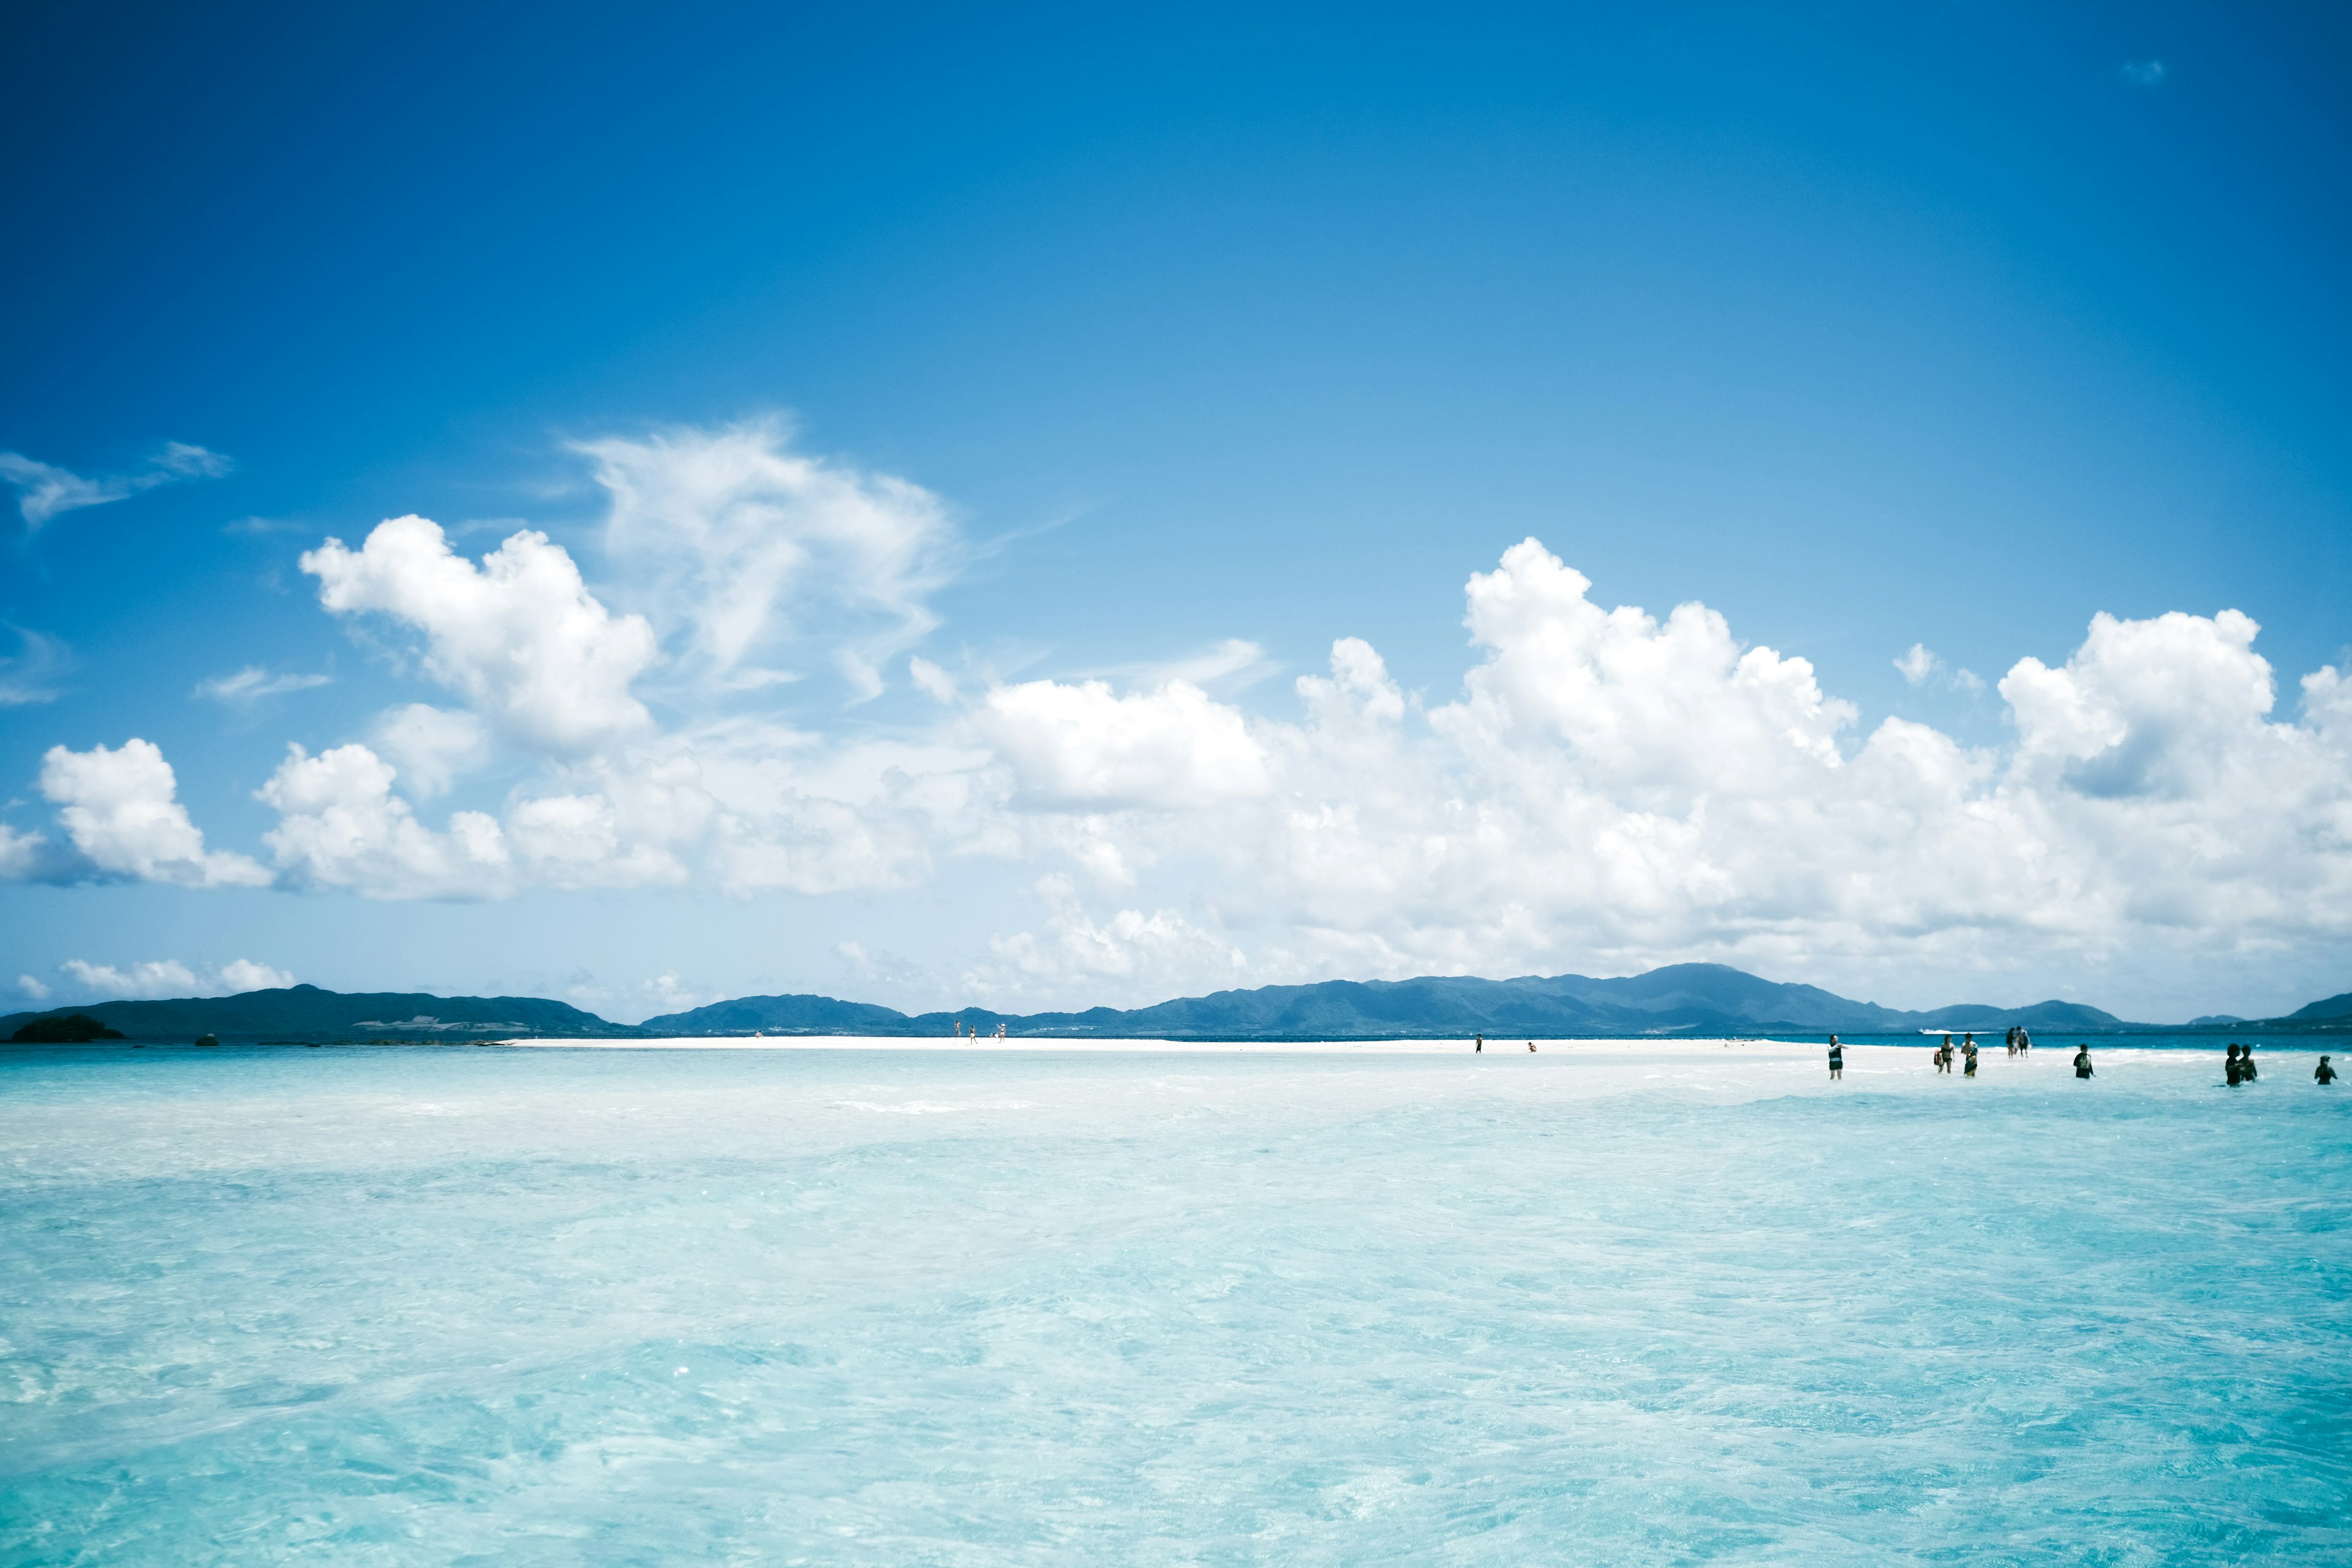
xmin=1822 ymin=1031 xmax=2342 ymax=1085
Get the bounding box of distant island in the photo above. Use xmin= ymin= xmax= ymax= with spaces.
xmin=4 ymin=966 xmax=2348 ymax=1045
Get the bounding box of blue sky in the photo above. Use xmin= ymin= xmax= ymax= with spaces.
xmin=3 ymin=2 xmax=2348 ymax=1022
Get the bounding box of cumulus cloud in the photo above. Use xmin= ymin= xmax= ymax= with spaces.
xmin=303 ymin=516 xmax=657 ymax=755
xmin=577 ymin=418 xmax=955 ymax=700
xmin=17 ymin=974 xmax=50 ymax=1001
xmin=980 ymin=677 xmax=1272 ymax=809
xmin=34 ymin=739 xmax=270 ymax=886
xmin=258 ymin=742 xmax=511 ymax=899
xmin=17 ymin=481 xmax=2348 ymax=1017
xmin=0 ymin=443 xmax=233 ymax=529
xmin=982 ymin=873 xmax=1250 ymax=993
xmin=194 ymin=667 xmax=333 ymax=706
xmin=54 ymin=956 xmax=293 ymax=1001
xmin=371 ymin=704 xmax=493 ymax=798
xmin=967 ymin=540 xmax=2352 ymax=1008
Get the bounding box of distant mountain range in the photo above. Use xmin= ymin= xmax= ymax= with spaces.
xmin=12 ymin=964 xmax=2342 ymax=1045
xmin=639 ymin=964 xmax=2152 ymax=1039
xmin=0 ymin=986 xmax=634 ymax=1044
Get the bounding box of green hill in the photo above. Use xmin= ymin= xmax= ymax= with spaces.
xmin=0 ymin=984 xmax=636 ymax=1043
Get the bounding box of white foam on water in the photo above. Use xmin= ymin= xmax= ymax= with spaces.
xmin=1 ymin=1041 xmax=2344 ymax=1564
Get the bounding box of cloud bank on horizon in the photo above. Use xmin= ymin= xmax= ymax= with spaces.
xmin=4 ymin=421 xmax=2347 ymax=1014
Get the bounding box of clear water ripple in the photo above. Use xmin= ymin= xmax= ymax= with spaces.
xmin=0 ymin=1042 xmax=2344 ymax=1565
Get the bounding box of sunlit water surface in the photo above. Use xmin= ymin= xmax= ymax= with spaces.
xmin=2 ymin=1041 xmax=2345 ymax=1566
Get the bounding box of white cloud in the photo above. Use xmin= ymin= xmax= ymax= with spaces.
xmin=1896 ymin=642 xmax=1982 ymax=696
xmin=0 ymin=625 xmax=71 ymax=706
xmin=1105 ymin=638 xmax=1274 ymax=691
xmin=982 ymin=874 xmax=1249 ymax=995
xmin=217 ymin=958 xmax=296 ymax=992
xmin=979 ymin=677 xmax=1272 ymax=809
xmin=576 ymin=417 xmax=955 ymax=701
xmin=258 ymin=742 xmax=511 ymax=899
xmin=55 ymin=956 xmax=293 ymax=1001
xmin=643 ymin=972 xmax=699 ymax=1011
xmin=194 ymin=667 xmax=333 ymax=706
xmin=0 ymin=821 xmax=86 ymax=884
xmin=908 ymin=656 xmax=959 ymax=703
xmin=36 ymin=739 xmax=270 ymax=887
xmin=505 ymin=786 xmax=692 ymax=889
xmin=958 ymin=541 xmax=2352 ymax=1010
xmin=371 ymin=704 xmax=492 ymax=798
xmin=303 ymin=516 xmax=657 ymax=755
xmin=28 ymin=440 xmax=2342 ymax=1020
xmin=2120 ymin=61 xmax=2166 ymax=87
xmin=17 ymin=974 xmax=50 ymax=1001
xmin=0 ymin=443 xmax=233 ymax=530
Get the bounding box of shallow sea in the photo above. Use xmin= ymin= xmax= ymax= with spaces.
xmin=1 ymin=1040 xmax=2345 ymax=1566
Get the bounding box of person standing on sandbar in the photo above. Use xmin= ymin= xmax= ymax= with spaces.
xmin=1828 ymin=1035 xmax=1844 ymax=1080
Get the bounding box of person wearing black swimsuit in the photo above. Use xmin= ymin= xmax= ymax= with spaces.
xmin=2073 ymin=1046 xmax=2094 ymax=1079
xmin=2225 ymin=1043 xmax=2243 ymax=1087
xmin=1828 ymin=1036 xmax=1844 ymax=1080
xmin=2318 ymin=1056 xmax=2338 ymax=1085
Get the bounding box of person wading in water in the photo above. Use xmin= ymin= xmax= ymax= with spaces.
xmin=2073 ymin=1045 xmax=2095 ymax=1080
xmin=2318 ymin=1055 xmax=2338 ymax=1085
xmin=1828 ymin=1036 xmax=1844 ymax=1081
xmin=2226 ymin=1044 xmax=2243 ymax=1087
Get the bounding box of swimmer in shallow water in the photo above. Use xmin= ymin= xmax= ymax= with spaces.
xmin=2225 ymin=1043 xmax=2242 ymax=1087
xmin=2074 ymin=1045 xmax=2094 ymax=1079
xmin=1963 ymin=1042 xmax=1978 ymax=1078
xmin=2240 ymin=1044 xmax=2258 ymax=1083
xmin=2319 ymin=1055 xmax=2338 ymax=1085
xmin=1828 ymin=1035 xmax=1844 ymax=1080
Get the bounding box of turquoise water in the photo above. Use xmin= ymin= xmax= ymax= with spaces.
xmin=2 ymin=1042 xmax=2345 ymax=1565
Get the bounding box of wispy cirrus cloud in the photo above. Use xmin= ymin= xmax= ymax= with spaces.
xmin=0 ymin=442 xmax=234 ymax=530
xmin=194 ymin=666 xmax=333 ymax=706
xmin=0 ymin=625 xmax=72 ymax=706
xmin=576 ymin=417 xmax=957 ymax=702
xmin=2120 ymin=61 xmax=2166 ymax=87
